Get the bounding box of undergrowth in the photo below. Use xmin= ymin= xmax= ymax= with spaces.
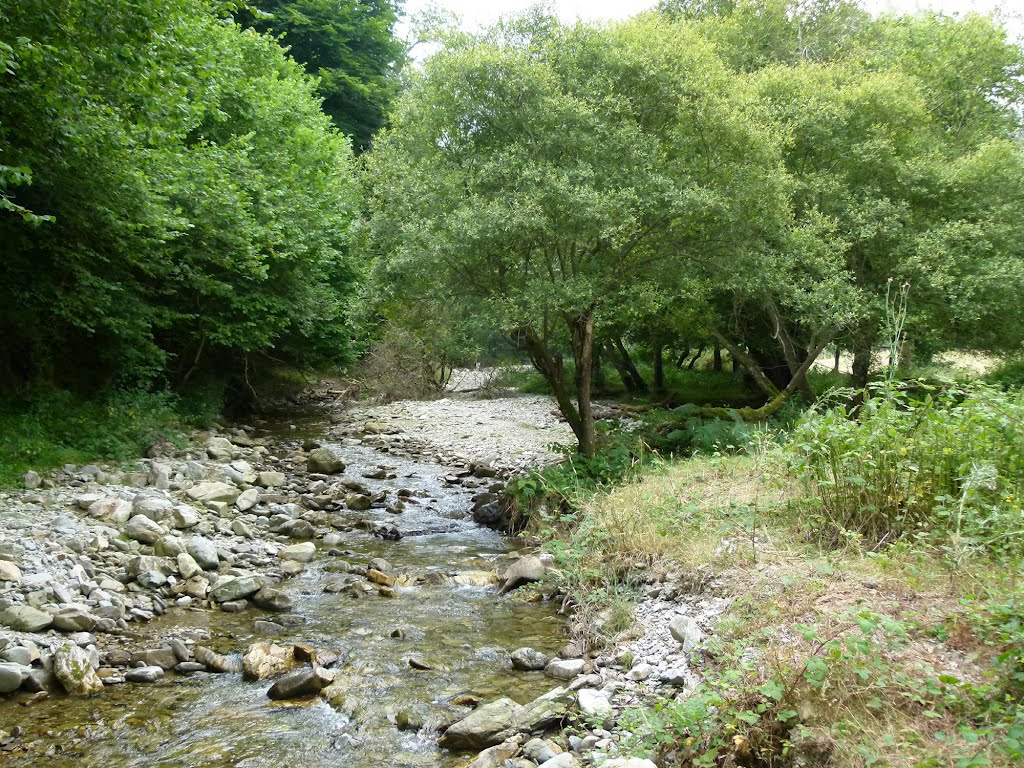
xmin=0 ymin=387 xmax=216 ymax=486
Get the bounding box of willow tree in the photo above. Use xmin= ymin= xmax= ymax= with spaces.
xmin=362 ymin=12 xmax=787 ymax=455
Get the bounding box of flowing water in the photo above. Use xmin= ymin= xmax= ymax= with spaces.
xmin=0 ymin=406 xmax=564 ymax=767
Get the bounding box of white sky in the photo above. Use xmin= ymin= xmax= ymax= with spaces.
xmin=399 ymin=0 xmax=1023 ymax=44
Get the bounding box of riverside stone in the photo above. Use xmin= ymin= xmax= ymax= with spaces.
xmin=277 ymin=542 xmax=316 ymax=563
xmin=0 ymin=561 xmax=23 ymax=581
xmin=439 ymin=697 xmax=523 ymax=750
xmin=0 ymin=662 xmax=28 ymax=693
xmin=126 ymin=514 xmax=164 ymax=544
xmin=235 ymin=488 xmax=260 ymax=512
xmin=187 ymin=537 xmax=220 ymax=570
xmin=210 ymin=575 xmax=262 ymax=603
xmin=251 ymin=587 xmax=293 ymax=612
xmin=545 ymin=658 xmax=584 ymax=681
xmin=511 ymin=647 xmax=550 ymax=671
xmin=177 ymin=552 xmax=202 ymax=579
xmin=0 ymin=605 xmax=54 ymax=632
xmin=51 ymin=607 xmax=96 ymax=632
xmin=88 ymin=498 xmax=133 ymax=524
xmin=129 ymin=648 xmax=179 ymax=670
xmin=307 ymin=447 xmax=345 ymax=474
xmin=194 ymin=646 xmax=238 ymax=673
xmin=669 ymin=615 xmax=704 ymax=653
xmin=498 ymin=555 xmax=546 ymax=594
xmin=257 ymin=471 xmax=285 ymax=488
xmin=125 ymin=666 xmax=164 ymax=683
xmin=186 ymin=482 xmax=240 ymax=505
xmin=53 ymin=644 xmax=103 ymax=695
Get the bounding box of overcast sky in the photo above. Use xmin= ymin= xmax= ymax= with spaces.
xmin=398 ymin=0 xmax=1023 ymax=45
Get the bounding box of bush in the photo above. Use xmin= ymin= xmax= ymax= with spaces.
xmin=788 ymin=384 xmax=1024 ymax=553
xmin=985 ymin=357 xmax=1024 ymax=391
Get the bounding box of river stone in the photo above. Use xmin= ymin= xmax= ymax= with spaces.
xmin=175 ymin=662 xmax=206 ymax=674
xmin=51 ymin=607 xmax=97 ymax=632
xmin=669 ymin=615 xmax=704 ymax=653
xmin=517 ymin=688 xmax=571 ymax=731
xmin=0 ymin=561 xmax=22 ymax=582
xmin=0 ymin=662 xmax=28 ymax=693
xmin=129 ymin=648 xmax=179 ymax=670
xmin=210 ymin=575 xmax=262 ymax=603
xmin=125 ymin=666 xmax=165 ymax=683
xmin=23 ymin=470 xmax=41 ymax=489
xmin=366 ymin=568 xmax=395 ymax=587
xmin=194 ymin=646 xmax=239 ymax=673
xmin=511 ymin=647 xmax=549 ymax=672
xmin=242 ymin=642 xmax=295 ymax=680
xmin=576 ymin=689 xmax=613 ymax=725
xmin=307 ymin=447 xmax=345 ymax=474
xmin=126 ymin=514 xmax=164 ymax=544
xmin=235 ymin=488 xmax=260 ymax=512
xmin=522 ymin=738 xmax=560 ymax=764
xmin=154 ymin=534 xmax=186 ymax=557
xmin=468 ymin=741 xmax=520 ymax=768
xmin=266 ymin=666 xmax=332 ymax=700
xmin=345 ymin=493 xmax=372 ymax=511
xmin=601 ymin=761 xmax=658 ymax=768
xmin=177 ymin=553 xmax=203 ymax=580
xmin=1 ymin=646 xmax=35 ymax=666
xmin=206 ymin=437 xmax=235 ymax=459
xmin=89 ymin=498 xmax=133 ymax=524
xmin=545 ymin=658 xmax=584 ymax=681
xmin=187 ymin=482 xmax=240 ymax=505
xmin=187 ymin=537 xmax=220 ymax=570
xmin=285 ymin=519 xmax=316 ymax=540
xmin=258 ymin=471 xmax=285 ymax=488
xmin=277 ymin=542 xmax=316 ymax=563
xmin=252 ymin=587 xmax=293 ymax=612
xmin=498 ymin=555 xmax=546 ymax=594
xmin=54 ymin=644 xmax=103 ymax=695
xmin=439 ymin=697 xmax=523 ymax=750
xmin=0 ymin=605 xmax=54 ymax=632
xmin=132 ymin=495 xmax=174 ymax=521
xmin=169 ymin=504 xmax=201 ymax=529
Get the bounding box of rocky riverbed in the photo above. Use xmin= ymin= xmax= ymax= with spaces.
xmin=0 ymin=387 xmax=721 ymax=768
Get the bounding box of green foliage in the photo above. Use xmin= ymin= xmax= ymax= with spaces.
xmin=0 ymin=0 xmax=359 ymax=396
xmin=0 ymin=388 xmax=214 ymax=486
xmin=985 ymin=358 xmax=1024 ymax=391
xmin=788 ymin=384 xmax=1024 ymax=553
xmin=236 ymin=0 xmax=406 ymax=150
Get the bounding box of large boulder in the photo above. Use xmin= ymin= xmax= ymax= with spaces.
xmin=53 ymin=644 xmax=103 ymax=695
xmin=252 ymin=587 xmax=293 ymax=612
xmin=307 ymin=447 xmax=345 ymax=474
xmin=0 ymin=604 xmax=54 ymax=632
xmin=669 ymin=615 xmax=704 ymax=653
xmin=242 ymin=642 xmax=295 ymax=680
xmin=186 ymin=482 xmax=240 ymax=505
xmin=51 ymin=607 xmax=97 ymax=632
xmin=439 ymin=697 xmax=523 ymax=750
xmin=206 ymin=437 xmax=236 ymax=460
xmin=576 ymin=688 xmax=613 ymax=726
xmin=511 ymin=647 xmax=550 ymax=672
xmin=169 ymin=504 xmax=201 ymax=529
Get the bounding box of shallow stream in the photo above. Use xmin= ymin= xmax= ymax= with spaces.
xmin=0 ymin=406 xmax=564 ymax=767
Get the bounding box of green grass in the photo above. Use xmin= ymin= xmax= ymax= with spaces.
xmin=0 ymin=387 xmax=219 ymax=486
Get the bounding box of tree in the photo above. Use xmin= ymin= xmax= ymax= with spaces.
xmin=362 ymin=13 xmax=787 ymax=454
xmin=0 ymin=0 xmax=359 ymax=396
xmin=237 ymin=0 xmax=406 ymax=150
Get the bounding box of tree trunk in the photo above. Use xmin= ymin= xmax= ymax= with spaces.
xmin=653 ymin=344 xmax=665 ymax=393
xmin=675 ymin=347 xmax=690 ymax=368
xmin=514 ymin=327 xmax=583 ymax=444
xmin=687 ymin=345 xmax=705 ymax=370
xmin=765 ymin=301 xmax=816 ymax=404
xmin=614 ymin=338 xmax=647 ymax=393
xmin=850 ymin=331 xmax=874 ymax=411
xmin=712 ymin=333 xmax=779 ymax=399
xmin=833 ymin=346 xmax=841 ymax=372
xmin=568 ymin=312 xmax=597 ymax=457
xmin=592 ymin=344 xmax=605 ymax=393
xmin=697 ymin=332 xmax=836 ymax=422
xmin=712 ymin=343 xmax=722 ymax=372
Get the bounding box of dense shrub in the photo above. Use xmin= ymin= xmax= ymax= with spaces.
xmin=788 ymin=384 xmax=1024 ymax=553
